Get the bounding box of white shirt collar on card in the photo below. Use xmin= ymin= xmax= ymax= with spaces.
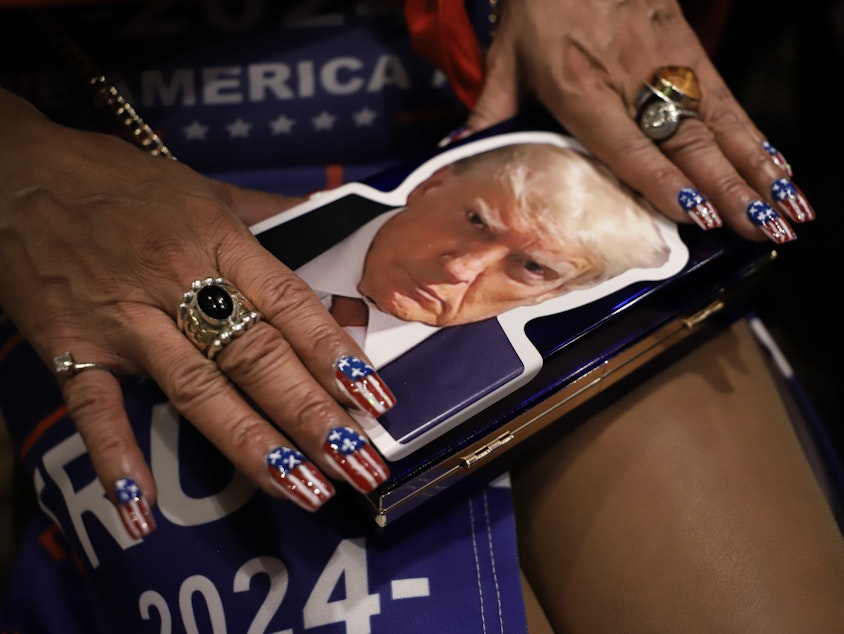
xmin=295 ymin=209 xmax=439 ymax=368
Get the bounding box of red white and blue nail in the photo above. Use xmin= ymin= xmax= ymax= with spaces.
xmin=266 ymin=447 xmax=334 ymax=511
xmin=762 ymin=141 xmax=793 ymax=177
xmin=437 ymin=124 xmax=472 ymax=148
xmin=747 ymin=200 xmax=797 ymax=244
xmin=324 ymin=427 xmax=389 ymax=493
xmin=678 ymin=187 xmax=723 ymax=230
xmin=334 ymin=355 xmax=396 ymax=417
xmin=771 ymin=177 xmax=815 ymax=223
xmin=114 ymin=478 xmax=156 ymax=540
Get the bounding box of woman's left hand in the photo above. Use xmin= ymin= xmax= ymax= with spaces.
xmin=463 ymin=0 xmax=813 ymax=244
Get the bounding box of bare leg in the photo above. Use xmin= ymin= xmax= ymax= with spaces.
xmin=513 ymin=319 xmax=844 ymax=632
xmin=521 ymin=568 xmax=555 ymax=633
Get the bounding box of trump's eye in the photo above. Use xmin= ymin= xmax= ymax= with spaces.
xmin=466 ymin=210 xmax=488 ymax=230
xmin=513 ymin=258 xmax=555 ymax=283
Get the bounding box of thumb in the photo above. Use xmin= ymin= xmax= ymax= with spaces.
xmin=464 ymin=46 xmax=520 ymax=133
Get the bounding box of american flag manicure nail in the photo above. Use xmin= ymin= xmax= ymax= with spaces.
xmin=335 ymin=355 xmax=396 ymax=417
xmin=678 ymin=187 xmax=723 ymax=230
xmin=762 ymin=141 xmax=793 ymax=177
xmin=437 ymin=125 xmax=472 ymax=148
xmin=114 ymin=478 xmax=156 ymax=540
xmin=771 ymin=177 xmax=815 ymax=223
xmin=747 ymin=200 xmax=797 ymax=244
xmin=266 ymin=447 xmax=334 ymax=511
xmin=324 ymin=427 xmax=389 ymax=493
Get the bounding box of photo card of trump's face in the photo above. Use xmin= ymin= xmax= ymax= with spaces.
xmin=251 ymin=130 xmax=689 ymax=461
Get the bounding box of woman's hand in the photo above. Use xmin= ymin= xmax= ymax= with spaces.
xmin=465 ymin=0 xmax=813 ymax=243
xmin=0 ymin=89 xmax=393 ymax=535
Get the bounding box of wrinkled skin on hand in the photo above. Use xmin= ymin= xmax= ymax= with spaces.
xmin=467 ymin=0 xmax=803 ymax=241
xmin=0 ymin=89 xmax=385 ymax=513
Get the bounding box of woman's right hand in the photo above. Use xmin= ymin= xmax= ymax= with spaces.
xmin=0 ymin=89 xmax=394 ymax=536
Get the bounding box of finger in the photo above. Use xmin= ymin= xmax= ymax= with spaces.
xmin=134 ymin=314 xmax=340 ymax=510
xmin=660 ymin=117 xmax=800 ymax=244
xmin=139 ymin=277 xmax=391 ymax=503
xmin=142 ymin=217 xmax=394 ymax=498
xmin=552 ymin=78 xmax=797 ymax=244
xmin=59 ymin=358 xmax=157 ymax=540
xmin=648 ymin=61 xmax=807 ymax=242
xmin=464 ymin=35 xmax=521 ymax=134
xmin=688 ymin=64 xmax=816 ymax=225
xmin=555 ymin=87 xmax=728 ymax=230
xmin=626 ymin=57 xmax=812 ymax=237
xmin=215 ymin=258 xmax=395 ymax=492
xmin=210 ymin=252 xmax=396 ymax=494
xmin=525 ymin=42 xmax=720 ymax=230
xmin=217 ymin=242 xmax=397 ymax=420
xmin=215 ymin=321 xmax=392 ymax=495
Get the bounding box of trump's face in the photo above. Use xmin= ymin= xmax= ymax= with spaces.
xmin=357 ymin=164 xmax=593 ymax=327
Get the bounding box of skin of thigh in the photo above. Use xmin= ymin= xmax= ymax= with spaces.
xmin=511 ymin=318 xmax=844 ymax=633
xmin=520 ymin=567 xmax=555 ymax=633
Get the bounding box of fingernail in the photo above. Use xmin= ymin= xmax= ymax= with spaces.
xmin=334 ymin=355 xmax=396 ymax=417
xmin=437 ymin=124 xmax=472 ymax=148
xmin=678 ymin=187 xmax=723 ymax=230
xmin=324 ymin=427 xmax=389 ymax=493
xmin=762 ymin=141 xmax=793 ymax=177
xmin=747 ymin=200 xmax=797 ymax=244
xmin=266 ymin=447 xmax=334 ymax=511
xmin=771 ymin=177 xmax=815 ymax=223
xmin=114 ymin=478 xmax=156 ymax=539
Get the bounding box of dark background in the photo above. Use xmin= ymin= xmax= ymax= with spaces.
xmin=715 ymin=1 xmax=842 ymax=459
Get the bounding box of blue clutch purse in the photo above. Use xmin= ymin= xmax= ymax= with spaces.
xmin=252 ymin=113 xmax=777 ymax=527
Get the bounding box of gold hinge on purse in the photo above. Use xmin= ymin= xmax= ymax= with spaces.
xmin=459 ymin=430 xmax=515 ymax=468
xmin=682 ymin=298 xmax=726 ymax=329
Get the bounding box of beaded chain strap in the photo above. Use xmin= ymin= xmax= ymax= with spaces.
xmin=35 ymin=10 xmax=175 ymax=160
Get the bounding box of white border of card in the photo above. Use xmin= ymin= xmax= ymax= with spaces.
xmin=251 ymin=131 xmax=689 ymax=461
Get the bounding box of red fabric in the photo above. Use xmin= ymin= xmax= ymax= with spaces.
xmin=402 ymin=0 xmax=733 ymax=111
xmin=404 ymin=0 xmax=485 ymax=109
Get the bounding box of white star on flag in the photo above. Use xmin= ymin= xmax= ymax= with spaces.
xmin=269 ymin=114 xmax=296 ymax=135
xmin=183 ymin=120 xmax=209 ymax=140
xmin=353 ymin=107 xmax=377 ymax=127
xmin=227 ymin=118 xmax=252 ymax=138
xmin=312 ymin=110 xmax=337 ymax=131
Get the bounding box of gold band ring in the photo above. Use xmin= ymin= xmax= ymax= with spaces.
xmin=636 ymin=66 xmax=702 ymax=141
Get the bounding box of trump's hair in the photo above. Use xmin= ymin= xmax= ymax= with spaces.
xmin=449 ymin=142 xmax=671 ymax=289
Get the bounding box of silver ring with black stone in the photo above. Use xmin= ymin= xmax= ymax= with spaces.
xmin=178 ymin=277 xmax=262 ymax=360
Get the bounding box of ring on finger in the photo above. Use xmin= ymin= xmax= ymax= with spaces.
xmin=636 ymin=66 xmax=702 ymax=142
xmin=53 ymin=351 xmax=115 ymax=382
xmin=178 ymin=277 xmax=261 ymax=359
